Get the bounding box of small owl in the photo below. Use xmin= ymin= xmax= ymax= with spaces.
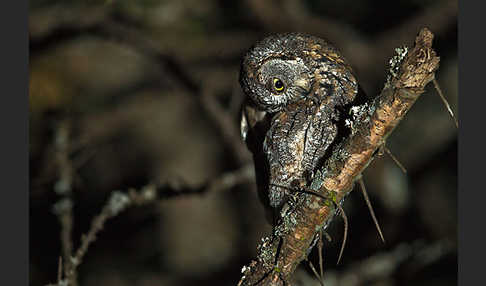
xmin=240 ymin=33 xmax=367 ymax=212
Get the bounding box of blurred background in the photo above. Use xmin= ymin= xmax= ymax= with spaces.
xmin=29 ymin=0 xmax=457 ymax=285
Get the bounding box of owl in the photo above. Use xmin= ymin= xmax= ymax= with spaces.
xmin=239 ymin=33 xmax=367 ymax=213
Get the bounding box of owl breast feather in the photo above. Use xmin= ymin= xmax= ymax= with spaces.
xmin=264 ymin=100 xmax=338 ymax=207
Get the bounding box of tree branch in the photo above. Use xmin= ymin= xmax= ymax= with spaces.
xmin=46 ymin=163 xmax=254 ymax=286
xmin=51 ymin=119 xmax=77 ymax=286
xmin=238 ymin=28 xmax=440 ymax=286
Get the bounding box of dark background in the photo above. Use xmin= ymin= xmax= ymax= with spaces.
xmin=29 ymin=0 xmax=457 ymax=285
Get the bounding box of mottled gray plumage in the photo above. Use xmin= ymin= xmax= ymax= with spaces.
xmin=240 ymin=33 xmax=363 ymax=210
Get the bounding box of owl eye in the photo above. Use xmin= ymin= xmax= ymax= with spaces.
xmin=272 ymin=78 xmax=285 ymax=93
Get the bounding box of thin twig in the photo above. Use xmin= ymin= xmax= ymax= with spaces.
xmin=383 ymin=145 xmax=407 ymax=174
xmin=322 ymin=239 xmax=454 ymax=285
xmin=67 ymin=164 xmax=254 ymax=277
xmin=433 ymin=78 xmax=458 ymax=128
xmin=66 ymin=194 xmax=125 ymax=282
xmin=318 ymin=230 xmax=324 ymax=281
xmin=358 ymin=177 xmax=385 ymax=243
xmin=51 ymin=119 xmax=77 ymax=286
xmin=47 ymin=164 xmax=254 ymax=286
xmin=153 ymin=164 xmax=255 ymax=199
xmin=306 ymin=259 xmax=324 ymax=286
xmin=57 ymin=256 xmax=63 ymax=283
xmin=335 ymin=202 xmax=348 ymax=265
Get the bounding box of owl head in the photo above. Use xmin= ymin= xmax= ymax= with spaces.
xmin=240 ymin=33 xmax=357 ymax=113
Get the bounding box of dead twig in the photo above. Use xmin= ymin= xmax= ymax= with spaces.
xmin=318 ymin=230 xmax=324 ymax=281
xmin=46 ymin=164 xmax=254 ymax=286
xmin=51 ymin=119 xmax=77 ymax=286
xmin=306 ymin=259 xmax=324 ymax=286
xmin=383 ymin=145 xmax=407 ymax=174
xmin=358 ymin=177 xmax=385 ymax=243
xmin=335 ymin=202 xmax=348 ymax=265
xmin=432 ymin=78 xmax=458 ymax=128
xmin=323 ymin=238 xmax=454 ymax=286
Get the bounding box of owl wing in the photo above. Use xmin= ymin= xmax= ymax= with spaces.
xmin=240 ymin=102 xmax=278 ymax=213
xmin=240 ymin=102 xmax=269 ymax=153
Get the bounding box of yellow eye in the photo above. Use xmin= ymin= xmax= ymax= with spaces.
xmin=273 ymin=78 xmax=285 ymax=93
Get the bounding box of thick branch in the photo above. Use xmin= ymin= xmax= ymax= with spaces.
xmin=238 ymin=28 xmax=440 ymax=285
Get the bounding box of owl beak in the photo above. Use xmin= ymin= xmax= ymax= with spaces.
xmin=294 ymin=78 xmax=311 ymax=92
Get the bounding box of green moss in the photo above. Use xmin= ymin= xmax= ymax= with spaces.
xmin=324 ymin=199 xmax=333 ymax=207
